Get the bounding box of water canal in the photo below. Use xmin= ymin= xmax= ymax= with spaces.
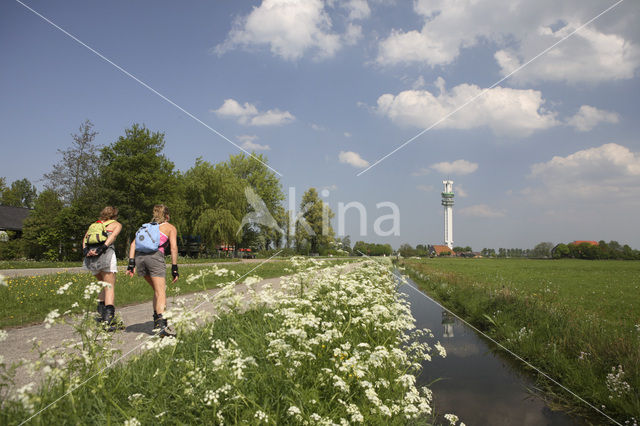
xmin=397 ymin=272 xmax=586 ymax=425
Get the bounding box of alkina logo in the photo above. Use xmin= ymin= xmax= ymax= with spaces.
xmin=237 ymin=186 xmax=400 ymax=238
xmin=238 ymin=187 xmax=283 ymax=235
xmin=237 ymin=187 xmax=315 ymax=236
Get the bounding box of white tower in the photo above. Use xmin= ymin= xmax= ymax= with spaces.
xmin=441 ymin=180 xmax=454 ymax=249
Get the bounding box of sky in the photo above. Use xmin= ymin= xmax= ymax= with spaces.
xmin=1 ymin=0 xmax=639 ymax=250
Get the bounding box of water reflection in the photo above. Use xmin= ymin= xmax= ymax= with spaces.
xmin=397 ymin=272 xmax=583 ymax=426
xmin=442 ymin=311 xmax=455 ymax=339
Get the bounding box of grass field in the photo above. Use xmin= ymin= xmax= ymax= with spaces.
xmin=0 ymin=259 xmax=353 ymax=328
xmin=400 ymin=257 xmax=640 ymax=422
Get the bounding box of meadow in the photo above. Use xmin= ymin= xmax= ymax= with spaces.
xmin=0 ymin=259 xmax=353 ymax=328
xmin=400 ymin=257 xmax=640 ymax=423
xmin=0 ymin=259 xmax=451 ymax=425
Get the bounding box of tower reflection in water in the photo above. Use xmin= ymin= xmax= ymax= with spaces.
xmin=442 ymin=311 xmax=455 ymax=338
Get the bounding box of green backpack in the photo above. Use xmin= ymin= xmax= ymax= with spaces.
xmin=85 ymin=220 xmax=115 ymax=246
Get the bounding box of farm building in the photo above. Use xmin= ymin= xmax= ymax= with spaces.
xmin=428 ymin=244 xmax=455 ymax=256
xmin=0 ymin=205 xmax=31 ymax=240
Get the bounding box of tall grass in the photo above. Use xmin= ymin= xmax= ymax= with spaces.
xmin=401 ymin=258 xmax=640 ymax=423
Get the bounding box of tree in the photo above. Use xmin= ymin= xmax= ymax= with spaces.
xmin=227 ymin=152 xmax=285 ymax=249
xmin=1 ymin=178 xmax=37 ymax=208
xmin=295 ymin=188 xmax=334 ymax=254
xmin=43 ymin=120 xmax=101 ymax=205
xmin=21 ymin=190 xmax=64 ymax=260
xmin=97 ymin=124 xmax=181 ymax=253
xmin=552 ymin=243 xmax=570 ymax=258
xmin=398 ymin=243 xmax=416 ymax=257
xmin=530 ymin=242 xmax=553 ymax=258
xmin=182 ymin=159 xmax=245 ymax=251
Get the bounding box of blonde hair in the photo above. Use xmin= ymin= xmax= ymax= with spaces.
xmin=152 ymin=204 xmax=170 ymax=223
xmin=99 ymin=206 xmax=118 ymax=221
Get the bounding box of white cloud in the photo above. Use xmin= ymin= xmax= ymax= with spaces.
xmin=311 ymin=123 xmax=326 ymax=131
xmin=376 ymin=78 xmax=558 ymax=137
xmin=459 ymin=204 xmax=505 ymax=218
xmin=416 ymin=184 xmax=433 ymax=192
xmin=455 ymin=184 xmax=468 ymax=197
xmin=495 ymin=24 xmax=640 ymax=85
xmin=343 ymin=23 xmax=363 ymax=46
xmin=214 ymin=0 xmax=342 ymax=60
xmin=339 ymin=151 xmax=370 ymax=168
xmin=411 ymin=167 xmax=430 ymax=177
xmin=430 ymin=159 xmax=478 ymax=176
xmin=343 ymin=132 xmax=352 ymax=138
xmin=526 ymin=143 xmax=640 ymax=201
xmin=412 ymin=76 xmax=426 ymax=89
xmin=237 ymin=135 xmax=271 ymax=151
xmin=376 ymin=0 xmax=640 ymax=84
xmin=567 ymin=105 xmax=620 ymax=132
xmin=249 ymin=109 xmax=295 ymax=126
xmin=344 ymin=0 xmax=370 ymax=21
xmin=213 ymin=99 xmax=295 ymax=126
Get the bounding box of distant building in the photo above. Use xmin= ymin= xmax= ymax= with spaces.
xmin=428 ymin=244 xmax=455 ymax=256
xmin=0 ymin=205 xmax=31 ymax=237
xmin=569 ymin=240 xmax=598 ymax=246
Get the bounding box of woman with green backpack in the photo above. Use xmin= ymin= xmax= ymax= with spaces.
xmin=82 ymin=206 xmax=123 ymax=330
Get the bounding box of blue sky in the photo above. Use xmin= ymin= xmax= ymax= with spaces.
xmin=2 ymin=0 xmax=639 ymax=250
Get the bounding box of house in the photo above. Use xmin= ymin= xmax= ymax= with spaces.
xmin=569 ymin=240 xmax=598 ymax=246
xmin=428 ymin=245 xmax=455 ymax=257
xmin=0 ymin=205 xmax=31 ymax=239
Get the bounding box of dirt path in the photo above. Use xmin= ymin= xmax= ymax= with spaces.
xmin=1 ymin=261 xmax=363 ymax=393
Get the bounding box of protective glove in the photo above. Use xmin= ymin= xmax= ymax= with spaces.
xmin=171 ymin=264 xmax=179 ymax=280
xmin=127 ymin=258 xmax=136 ymax=274
xmin=94 ymin=243 xmax=109 ymax=256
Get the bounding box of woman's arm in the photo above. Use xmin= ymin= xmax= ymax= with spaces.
xmin=104 ymin=222 xmax=122 ymax=247
xmin=128 ymin=239 xmax=136 ymax=258
xmin=169 ymin=224 xmax=179 ymax=283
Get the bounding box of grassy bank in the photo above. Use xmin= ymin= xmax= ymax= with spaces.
xmin=1 ymin=260 xmax=446 ymax=425
xmin=400 ymin=258 xmax=640 ymax=423
xmin=0 ymin=259 xmax=352 ymax=328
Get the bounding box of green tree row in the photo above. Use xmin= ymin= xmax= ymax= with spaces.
xmin=1 ymin=121 xmax=336 ymax=261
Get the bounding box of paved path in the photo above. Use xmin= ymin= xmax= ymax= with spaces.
xmin=0 ymin=258 xmax=354 ymax=278
xmin=0 ymin=259 xmax=271 ymax=278
xmin=1 ymin=261 xmax=362 ymax=393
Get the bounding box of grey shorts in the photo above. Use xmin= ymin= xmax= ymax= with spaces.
xmin=83 ymin=246 xmax=117 ymax=274
xmin=135 ymin=250 xmax=166 ymax=277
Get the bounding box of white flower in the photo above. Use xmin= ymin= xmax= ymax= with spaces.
xmin=606 ymin=365 xmax=632 ymax=398
xmin=287 ymin=405 xmax=302 ymax=416
xmin=56 ymin=281 xmax=73 ymax=295
xmin=254 ymin=410 xmax=269 ymax=423
xmin=44 ymin=309 xmax=60 ymax=329
xmin=0 ymin=274 xmax=7 ymax=287
xmin=444 ymin=413 xmax=460 ymax=425
xmin=124 ymin=418 xmax=141 ymax=426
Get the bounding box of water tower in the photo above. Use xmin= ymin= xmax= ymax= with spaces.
xmin=441 ymin=180 xmax=454 ymax=249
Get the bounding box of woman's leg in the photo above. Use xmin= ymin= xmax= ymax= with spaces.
xmin=144 ymin=275 xmax=166 ymax=314
xmin=94 ymin=272 xmax=105 ymax=302
xmin=101 ymin=272 xmax=116 ymax=305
